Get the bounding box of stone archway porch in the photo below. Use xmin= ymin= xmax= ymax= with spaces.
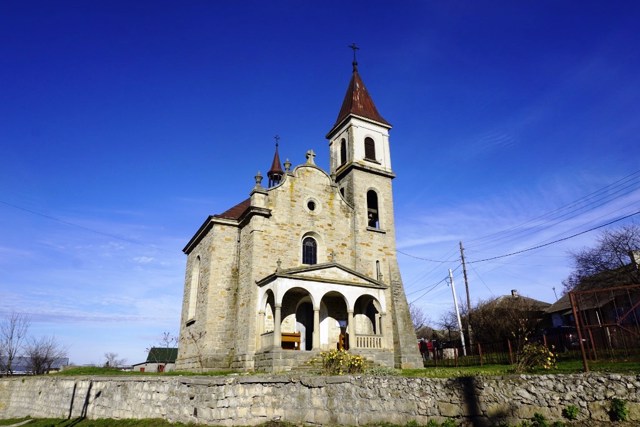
xmin=255 ymin=263 xmax=393 ymax=368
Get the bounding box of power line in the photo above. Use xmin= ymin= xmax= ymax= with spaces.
xmin=397 ymin=249 xmax=449 ymax=263
xmin=468 ymin=210 xmax=640 ymax=264
xmin=465 ymin=169 xmax=640 ymax=250
xmin=0 ymin=199 xmax=170 ymax=252
xmin=409 ymin=275 xmax=450 ymax=304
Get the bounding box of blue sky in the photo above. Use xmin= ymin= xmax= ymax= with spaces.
xmin=1 ymin=1 xmax=639 ymax=365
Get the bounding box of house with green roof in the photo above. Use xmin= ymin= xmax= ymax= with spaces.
xmin=132 ymin=347 xmax=178 ymax=373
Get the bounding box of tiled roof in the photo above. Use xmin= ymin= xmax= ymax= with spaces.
xmin=214 ymin=198 xmax=251 ymax=220
xmin=546 ymin=263 xmax=639 ymax=314
xmin=145 ymin=347 xmax=178 ymax=363
xmin=492 ymin=294 xmax=551 ymax=311
xmin=334 ymin=68 xmax=390 ymax=128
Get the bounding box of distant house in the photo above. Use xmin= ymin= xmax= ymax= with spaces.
xmin=493 ymin=289 xmax=551 ymax=313
xmin=132 ymin=347 xmax=178 ymax=373
xmin=546 ymin=251 xmax=640 ymax=328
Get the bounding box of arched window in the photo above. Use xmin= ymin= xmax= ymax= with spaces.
xmin=340 ymin=138 xmax=347 ymax=166
xmin=187 ymin=256 xmax=201 ymax=321
xmin=302 ymin=237 xmax=317 ymax=265
xmin=364 ymin=137 xmax=376 ymax=161
xmin=367 ymin=190 xmax=379 ymax=228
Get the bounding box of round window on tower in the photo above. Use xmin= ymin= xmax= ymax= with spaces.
xmin=307 ymin=201 xmax=316 ymax=211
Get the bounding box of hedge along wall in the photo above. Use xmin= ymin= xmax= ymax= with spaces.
xmin=1 ymin=374 xmax=639 ymax=426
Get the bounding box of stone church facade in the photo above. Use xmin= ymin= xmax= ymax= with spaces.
xmin=175 ymin=60 xmax=422 ymax=372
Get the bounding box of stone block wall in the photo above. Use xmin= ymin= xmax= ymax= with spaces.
xmin=1 ymin=374 xmax=639 ymax=426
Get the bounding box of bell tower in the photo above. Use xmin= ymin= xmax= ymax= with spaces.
xmin=326 ymin=48 xmax=422 ymax=368
xmin=327 ymin=49 xmax=395 ymax=238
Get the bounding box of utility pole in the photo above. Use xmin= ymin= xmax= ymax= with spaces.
xmin=448 ymin=268 xmax=467 ymax=356
xmin=459 ymin=241 xmax=473 ymax=349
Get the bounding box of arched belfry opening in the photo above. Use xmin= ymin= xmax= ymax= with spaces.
xmin=367 ymin=190 xmax=379 ymax=228
xmin=340 ymin=138 xmax=347 ymax=166
xmin=364 ymin=137 xmax=376 ymax=161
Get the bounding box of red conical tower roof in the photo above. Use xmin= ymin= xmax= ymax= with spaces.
xmin=333 ymin=63 xmax=391 ymax=129
xmin=267 ymin=141 xmax=284 ymax=187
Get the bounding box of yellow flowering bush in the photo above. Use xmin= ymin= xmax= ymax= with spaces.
xmin=514 ymin=342 xmax=557 ymax=372
xmin=319 ymin=349 xmax=365 ymax=375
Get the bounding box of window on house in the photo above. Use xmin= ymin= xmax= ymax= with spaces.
xmin=340 ymin=138 xmax=347 ymax=166
xmin=302 ymin=237 xmax=317 ymax=265
xmin=367 ymin=190 xmax=379 ymax=228
xmin=364 ymin=137 xmax=376 ymax=161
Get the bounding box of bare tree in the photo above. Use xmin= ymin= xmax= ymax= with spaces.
xmin=159 ymin=331 xmax=178 ymax=348
xmin=563 ymin=223 xmax=640 ymax=293
xmin=25 ymin=335 xmax=68 ymax=375
xmin=104 ymin=352 xmax=127 ymax=368
xmin=439 ymin=310 xmax=461 ymax=343
xmin=409 ymin=303 xmax=427 ymax=331
xmin=409 ymin=303 xmax=434 ymax=339
xmin=0 ymin=312 xmax=30 ymax=375
xmin=184 ymin=329 xmax=206 ymax=371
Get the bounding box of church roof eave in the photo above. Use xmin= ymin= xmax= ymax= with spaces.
xmin=183 ymin=198 xmax=272 ymax=254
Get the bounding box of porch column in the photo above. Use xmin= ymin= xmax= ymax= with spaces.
xmin=347 ymin=310 xmax=355 ymax=350
xmin=274 ymin=304 xmax=282 ymax=348
xmin=312 ymin=308 xmax=320 ymax=350
xmin=376 ymin=313 xmax=381 ymax=335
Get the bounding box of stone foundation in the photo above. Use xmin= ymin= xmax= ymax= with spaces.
xmin=1 ymin=374 xmax=639 ymax=426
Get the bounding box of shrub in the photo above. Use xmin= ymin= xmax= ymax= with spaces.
xmin=609 ymin=398 xmax=628 ymax=421
xmin=440 ymin=419 xmax=457 ymax=427
xmin=531 ymin=412 xmax=549 ymax=427
xmin=318 ymin=349 xmax=364 ymax=375
xmin=562 ymin=404 xmax=579 ymax=420
xmin=514 ymin=342 xmax=557 ymax=373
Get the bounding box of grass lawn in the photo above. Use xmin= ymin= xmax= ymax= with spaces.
xmin=53 ymin=367 xmax=234 ymax=377
xmin=51 ymin=358 xmax=640 ymax=379
xmin=402 ymin=359 xmax=640 ymax=378
xmin=0 ymin=418 xmax=199 ymax=426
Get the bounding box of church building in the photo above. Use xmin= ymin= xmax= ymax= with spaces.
xmin=175 ymin=57 xmax=422 ymax=372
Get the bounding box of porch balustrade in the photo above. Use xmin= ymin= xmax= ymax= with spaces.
xmin=355 ymin=334 xmax=383 ymax=349
xmin=261 ymin=331 xmax=383 ymax=350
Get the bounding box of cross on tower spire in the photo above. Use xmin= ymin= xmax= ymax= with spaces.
xmin=348 ymin=43 xmax=359 ymax=72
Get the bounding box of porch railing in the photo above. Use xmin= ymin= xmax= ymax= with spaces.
xmin=356 ymin=334 xmax=383 ymax=349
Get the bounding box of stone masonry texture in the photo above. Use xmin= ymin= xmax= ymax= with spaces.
xmin=1 ymin=374 xmax=639 ymax=426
